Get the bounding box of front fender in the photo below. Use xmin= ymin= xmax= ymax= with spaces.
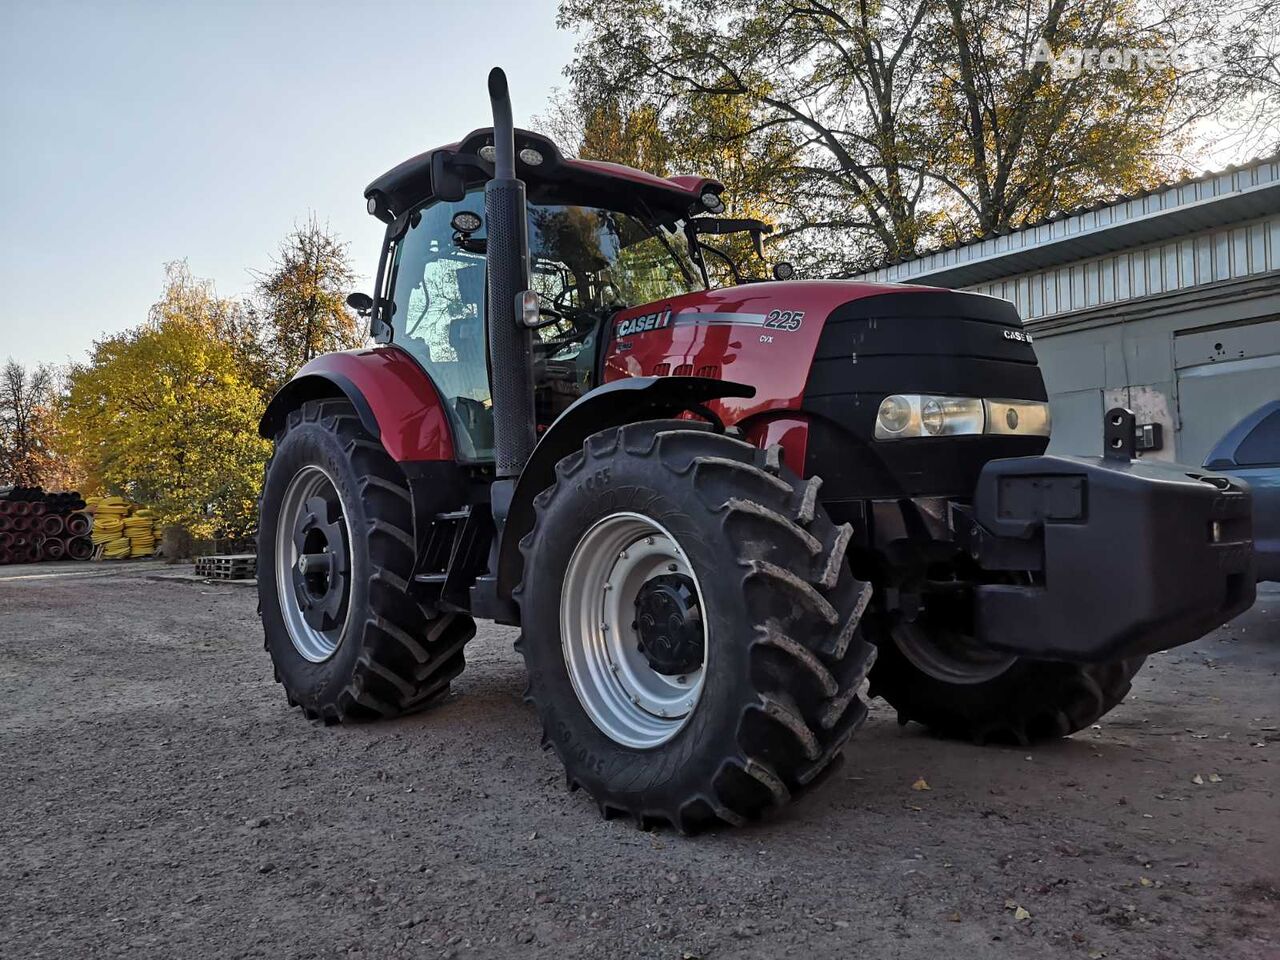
xmin=258 ymin=347 xmax=455 ymax=462
xmin=495 ymin=375 xmax=755 ymax=599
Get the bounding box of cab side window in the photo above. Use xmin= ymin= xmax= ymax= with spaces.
xmin=388 ymin=194 xmax=492 ymax=460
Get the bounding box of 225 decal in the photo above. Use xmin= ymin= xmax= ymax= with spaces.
xmin=763 ymin=309 xmax=804 ymax=331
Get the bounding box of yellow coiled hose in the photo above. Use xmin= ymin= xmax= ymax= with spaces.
xmin=85 ymin=497 xmax=159 ymax=558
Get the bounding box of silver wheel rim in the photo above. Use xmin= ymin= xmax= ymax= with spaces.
xmin=892 ymin=620 xmax=1016 ymax=685
xmin=275 ymin=465 xmax=353 ymax=663
xmin=561 ymin=512 xmax=708 ymax=749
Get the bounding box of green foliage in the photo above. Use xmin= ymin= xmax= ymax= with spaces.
xmin=555 ymin=0 xmax=1278 ymax=273
xmin=47 ymin=217 xmax=363 ymax=539
xmin=61 ymin=271 xmax=272 ymax=539
xmin=255 ymin=214 xmax=364 ymax=383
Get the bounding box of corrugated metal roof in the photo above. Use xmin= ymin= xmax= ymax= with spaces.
xmin=854 ymin=154 xmax=1280 ymax=284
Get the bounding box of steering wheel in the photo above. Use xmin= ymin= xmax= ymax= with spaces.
xmin=533 ymin=305 xmax=599 ymax=355
xmin=552 ymin=284 xmax=580 ymax=314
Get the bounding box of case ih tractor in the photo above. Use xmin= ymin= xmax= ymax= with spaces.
xmin=257 ymin=69 xmax=1255 ymax=831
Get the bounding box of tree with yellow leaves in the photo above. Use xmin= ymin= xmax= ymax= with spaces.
xmin=61 ymin=270 xmax=271 ymax=539
xmin=555 ymin=0 xmax=1280 ymax=275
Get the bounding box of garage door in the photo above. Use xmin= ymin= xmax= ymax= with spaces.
xmin=1175 ymin=318 xmax=1280 ymax=464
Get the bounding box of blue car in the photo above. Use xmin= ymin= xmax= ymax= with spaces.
xmin=1205 ymin=400 xmax=1280 ymax=582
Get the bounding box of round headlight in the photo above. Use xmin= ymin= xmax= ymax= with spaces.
xmin=772 ymin=261 xmax=796 ymax=281
xmin=479 ymin=144 xmax=497 ymax=163
xmin=518 ymin=147 xmax=544 ymax=166
xmin=700 ymin=190 xmax=725 ymax=214
xmin=450 ymin=211 xmax=483 ymax=233
xmin=921 ymin=398 xmax=945 ymax=435
xmin=877 ymin=395 xmax=913 ymax=435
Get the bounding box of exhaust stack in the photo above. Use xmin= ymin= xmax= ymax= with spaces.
xmin=484 ymin=67 xmax=537 ymax=479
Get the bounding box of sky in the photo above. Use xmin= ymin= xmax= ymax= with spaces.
xmin=0 ymin=0 xmax=577 ymax=368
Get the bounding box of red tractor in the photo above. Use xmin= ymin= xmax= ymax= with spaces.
xmin=257 ymin=69 xmax=1254 ymax=830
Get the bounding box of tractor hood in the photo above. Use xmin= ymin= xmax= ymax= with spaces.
xmin=604 ymin=280 xmax=950 ymax=423
xmin=602 ymin=280 xmax=1049 ymax=499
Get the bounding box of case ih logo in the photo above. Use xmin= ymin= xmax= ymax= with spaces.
xmin=1003 ymin=329 xmax=1033 ymax=343
xmin=616 ymin=310 xmax=672 ymax=338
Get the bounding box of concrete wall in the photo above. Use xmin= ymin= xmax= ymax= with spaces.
xmin=1026 ymin=275 xmax=1280 ymax=462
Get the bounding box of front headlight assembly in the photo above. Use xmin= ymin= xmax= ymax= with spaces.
xmin=874 ymin=395 xmax=1051 ymax=440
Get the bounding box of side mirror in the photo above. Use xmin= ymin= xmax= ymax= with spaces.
xmin=431 ymin=151 xmax=467 ymax=203
xmin=346 ymin=292 xmax=374 ymax=316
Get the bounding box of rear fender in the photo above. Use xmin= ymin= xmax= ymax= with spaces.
xmin=495 ymin=375 xmax=755 ymax=598
xmin=258 ymin=347 xmax=456 ymax=462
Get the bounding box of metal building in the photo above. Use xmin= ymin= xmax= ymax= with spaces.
xmin=852 ymin=156 xmax=1280 ymax=464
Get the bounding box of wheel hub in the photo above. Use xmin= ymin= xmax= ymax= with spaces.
xmin=633 ymin=574 xmax=704 ymax=675
xmin=275 ymin=466 xmax=353 ymax=663
xmin=290 ymin=494 xmax=349 ymax=633
xmin=560 ymin=512 xmax=709 ymax=748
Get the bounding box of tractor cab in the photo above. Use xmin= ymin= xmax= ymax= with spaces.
xmin=362 ymin=128 xmax=725 ymax=460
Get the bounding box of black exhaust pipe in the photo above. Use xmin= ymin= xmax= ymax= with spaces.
xmin=485 ymin=67 xmax=537 ymax=479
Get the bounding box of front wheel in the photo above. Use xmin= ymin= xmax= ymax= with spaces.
xmin=864 ymin=607 xmax=1145 ymax=745
xmin=515 ymin=421 xmax=876 ymax=831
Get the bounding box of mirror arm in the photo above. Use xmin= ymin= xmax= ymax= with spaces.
xmin=697 ymin=242 xmax=744 ymax=285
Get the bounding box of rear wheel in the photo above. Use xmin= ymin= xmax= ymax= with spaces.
xmin=258 ymin=399 xmax=474 ymax=722
xmin=864 ymin=603 xmax=1144 ymax=744
xmin=515 ymin=421 xmax=876 ymax=831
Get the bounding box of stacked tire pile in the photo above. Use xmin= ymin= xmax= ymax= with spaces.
xmin=0 ymin=486 xmax=94 ymax=565
xmin=86 ymin=496 xmax=161 ymax=559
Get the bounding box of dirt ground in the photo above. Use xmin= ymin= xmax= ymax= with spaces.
xmin=1 ymin=560 xmax=1276 ymax=959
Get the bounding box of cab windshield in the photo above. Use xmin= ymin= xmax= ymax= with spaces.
xmin=387 ymin=192 xmax=702 ymax=460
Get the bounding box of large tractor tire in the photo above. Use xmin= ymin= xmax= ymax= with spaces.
xmin=515 ymin=420 xmax=876 ymax=831
xmin=863 ymin=605 xmax=1145 ymax=745
xmin=258 ymin=399 xmax=474 ymax=723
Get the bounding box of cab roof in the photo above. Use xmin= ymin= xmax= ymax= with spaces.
xmin=364 ymin=127 xmax=722 ymax=223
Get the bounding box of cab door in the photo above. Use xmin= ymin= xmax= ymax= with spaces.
xmin=385 ymin=192 xmax=493 ymax=461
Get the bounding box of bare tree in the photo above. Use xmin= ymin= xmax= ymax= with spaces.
xmin=0 ymin=359 xmax=58 ymax=486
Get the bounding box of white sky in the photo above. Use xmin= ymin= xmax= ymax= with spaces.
xmin=0 ymin=0 xmax=576 ymax=368
xmin=1 ymin=2 xmax=1267 ymax=370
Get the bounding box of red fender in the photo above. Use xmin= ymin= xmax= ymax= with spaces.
xmin=259 ymin=347 xmax=455 ymax=462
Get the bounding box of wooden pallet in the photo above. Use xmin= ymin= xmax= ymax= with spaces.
xmin=195 ymin=553 xmax=257 ymax=580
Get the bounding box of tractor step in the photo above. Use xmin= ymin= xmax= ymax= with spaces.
xmin=411 ymin=506 xmax=494 ymax=610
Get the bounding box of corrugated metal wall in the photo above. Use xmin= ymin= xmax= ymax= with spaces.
xmin=860 ymin=158 xmax=1280 ymax=289
xmin=966 ymin=215 xmax=1280 ymax=320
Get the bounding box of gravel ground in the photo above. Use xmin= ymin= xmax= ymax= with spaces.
xmin=1 ymin=560 xmax=1276 ymax=959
